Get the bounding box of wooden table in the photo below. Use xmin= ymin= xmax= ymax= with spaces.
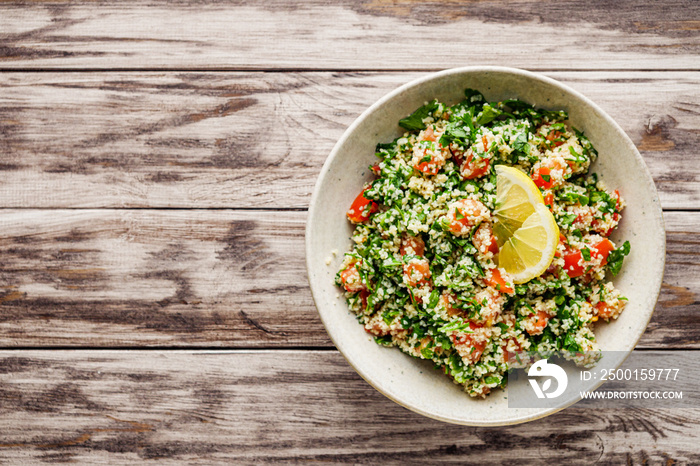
xmin=0 ymin=1 xmax=698 ymax=463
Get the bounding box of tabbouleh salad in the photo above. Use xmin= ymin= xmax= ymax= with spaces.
xmin=336 ymin=88 xmax=631 ymax=398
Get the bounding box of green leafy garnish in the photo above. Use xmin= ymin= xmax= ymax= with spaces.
xmin=607 ymin=241 xmax=631 ymax=276
xmin=476 ymin=103 xmax=501 ymax=126
xmin=374 ymin=335 xmax=393 ymax=346
xmin=399 ymin=99 xmax=439 ymax=131
xmin=581 ymin=247 xmax=591 ymax=261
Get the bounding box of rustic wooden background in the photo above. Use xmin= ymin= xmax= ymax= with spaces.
xmin=1 ymin=0 xmax=699 ymax=463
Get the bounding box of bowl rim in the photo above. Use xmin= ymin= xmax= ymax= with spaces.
xmin=305 ymin=66 xmax=666 ymax=426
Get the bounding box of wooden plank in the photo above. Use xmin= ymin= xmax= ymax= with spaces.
xmin=0 ymin=209 xmax=322 ymax=347
xmin=0 ymin=350 xmax=697 ymax=464
xmin=0 ymin=209 xmax=696 ymax=348
xmin=0 ymin=0 xmax=699 ymax=71
xmin=0 ymin=71 xmax=698 ymax=209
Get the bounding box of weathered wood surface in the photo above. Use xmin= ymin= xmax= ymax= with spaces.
xmin=1 ymin=0 xmax=699 ymax=71
xmin=0 ymin=350 xmax=698 ymax=464
xmin=1 ymin=0 xmax=698 ymax=459
xmin=0 ymin=209 xmax=696 ymax=348
xmin=0 ymin=71 xmax=699 ymax=209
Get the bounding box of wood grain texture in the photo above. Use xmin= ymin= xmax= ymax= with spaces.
xmin=0 ymin=0 xmax=699 ymax=71
xmin=0 ymin=209 xmax=696 ymax=348
xmin=0 ymin=0 xmax=697 ymax=460
xmin=0 ymin=71 xmax=699 ymax=209
xmin=0 ymin=209 xmax=320 ymax=347
xmin=0 ymin=350 xmax=697 ymax=464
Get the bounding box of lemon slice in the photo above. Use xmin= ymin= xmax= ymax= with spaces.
xmin=492 ymin=165 xmax=544 ymax=244
xmin=493 ymin=165 xmax=559 ymax=284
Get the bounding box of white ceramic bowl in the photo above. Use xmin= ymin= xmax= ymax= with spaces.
xmin=306 ymin=67 xmax=665 ymax=426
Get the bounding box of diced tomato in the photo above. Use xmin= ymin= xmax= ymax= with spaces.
xmin=595 ymin=301 xmax=622 ymax=319
xmin=472 ymin=223 xmax=498 ymax=255
xmin=422 ymin=127 xmax=437 ymax=142
xmin=412 ymin=128 xmax=450 ymax=175
xmin=527 ymin=310 xmax=550 ymax=335
xmin=545 ymin=129 xmax=565 ymax=148
xmin=562 ymin=239 xmax=614 ymax=278
xmin=440 ymin=291 xmax=461 ymax=317
xmin=413 ymin=127 xmax=448 ymax=175
xmin=482 ymin=135 xmax=489 ymax=152
xmin=544 ymin=192 xmax=554 ymax=209
xmin=595 ymin=301 xmax=615 ymax=319
xmin=532 ymin=158 xmax=567 ymax=190
xmin=340 ymin=261 xmax=366 ymax=293
xmin=461 ymin=152 xmax=491 ymax=179
xmin=488 ymin=235 xmax=499 ymax=255
xmin=486 ymin=268 xmax=514 ymax=294
xmin=400 ymin=235 xmax=425 ymax=256
xmin=593 ymin=238 xmax=614 ymax=265
xmin=414 ymin=159 xmax=440 ymax=175
xmin=403 ymin=258 xmax=431 ymax=287
xmin=370 ymin=164 xmax=381 ymax=176
xmin=347 ymin=188 xmax=378 ymax=223
xmin=446 ymin=199 xmax=489 ymax=236
xmin=532 ymin=166 xmax=554 ymax=190
xmin=563 ymin=250 xmax=585 ymax=278
xmin=451 ymin=322 xmax=487 ymax=363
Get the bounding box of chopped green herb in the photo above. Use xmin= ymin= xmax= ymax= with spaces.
xmin=581 ymin=247 xmax=591 ymax=261
xmin=607 ymin=241 xmax=631 ymax=276
xmin=399 ymin=100 xmax=439 ymax=131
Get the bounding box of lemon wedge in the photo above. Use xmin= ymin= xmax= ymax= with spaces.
xmin=493 ymin=165 xmax=560 ymax=284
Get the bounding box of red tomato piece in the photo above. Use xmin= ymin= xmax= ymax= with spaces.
xmin=544 ymin=192 xmax=554 ymax=209
xmin=533 ymin=166 xmax=554 ymax=190
xmin=347 ymin=188 xmax=378 ymax=223
xmin=440 ymin=291 xmax=462 ymax=317
xmin=446 ymin=199 xmax=489 ymax=236
xmin=422 ymin=127 xmax=437 ymax=142
xmin=593 ymin=238 xmax=614 ymax=265
xmin=339 ymin=261 xmax=366 ymax=293
xmin=461 ymin=152 xmax=491 ymax=179
xmin=545 ymin=129 xmax=565 ymax=148
xmin=527 ymin=310 xmax=550 ymax=335
xmin=451 ymin=322 xmax=487 ymax=364
xmin=400 ymin=235 xmax=425 ymax=257
xmin=403 ymin=258 xmax=431 ymax=287
xmin=563 ymin=250 xmax=585 ymax=278
xmin=596 ymin=301 xmax=617 ymax=319
xmin=486 ymin=268 xmax=514 ymax=294
xmin=488 ymin=234 xmax=499 ymax=255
